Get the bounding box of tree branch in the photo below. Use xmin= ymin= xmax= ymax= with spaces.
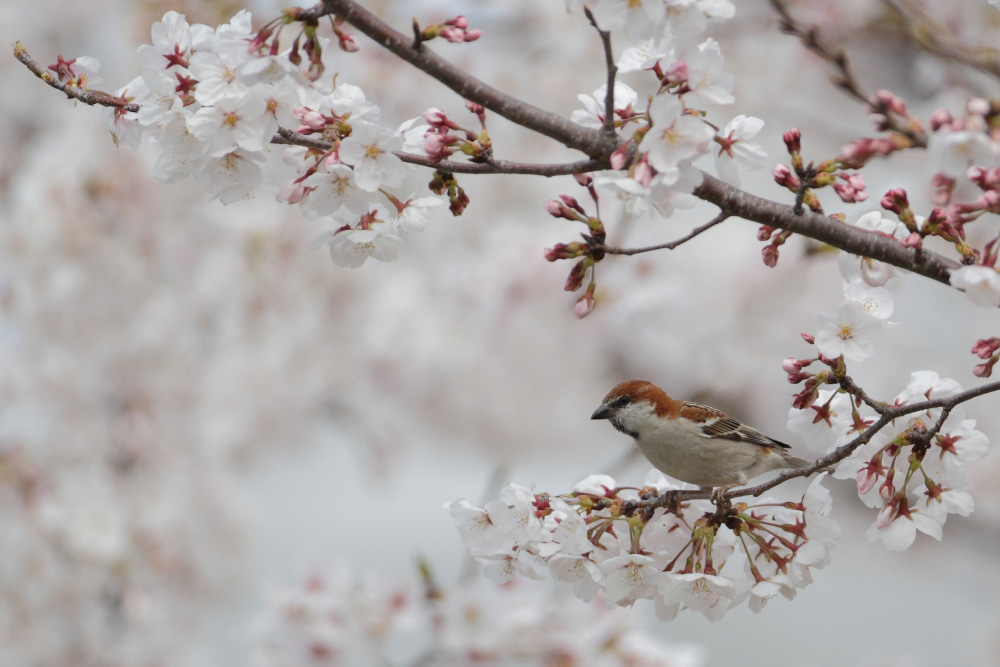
xmin=583 ymin=7 xmax=618 ymax=136
xmin=13 ymin=15 xmax=971 ymax=294
xmin=883 ymin=0 xmax=1000 ymax=82
xmin=600 ymin=213 xmax=728 ymax=255
xmin=636 ymin=378 xmax=1000 ymax=510
xmin=273 ymin=128 xmax=609 ymax=176
xmin=768 ymin=0 xmax=926 ymax=148
xmin=319 ymin=0 xmax=621 ymax=160
xmin=693 ymin=173 xmax=960 ymax=287
xmin=12 ymin=41 xmax=139 ymax=111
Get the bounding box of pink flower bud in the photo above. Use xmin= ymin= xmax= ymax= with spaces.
xmin=801 ymin=332 xmax=815 ymax=344
xmin=786 ymin=372 xmax=809 ymax=384
xmin=857 ymin=468 xmax=878 ymax=496
xmin=564 ymin=259 xmax=588 ymax=291
xmin=338 ymin=34 xmax=359 ymax=52
xmin=772 ymin=164 xmax=799 ymax=189
xmin=664 ymin=61 xmax=688 ymax=85
xmin=879 ymin=479 xmax=895 ymax=503
xmin=875 ymin=503 xmax=896 ymax=530
xmin=762 ymin=245 xmax=779 ymax=267
xmin=544 ymin=199 xmax=565 ymax=218
xmin=928 ymin=109 xmax=953 ymax=131
xmin=609 ymin=144 xmax=628 ymax=170
xmin=450 ymin=15 xmax=469 ymax=29
xmin=423 ymin=108 xmax=448 ymax=127
xmin=634 ymin=160 xmax=653 ymax=187
xmin=782 ymin=357 xmax=803 ymax=373
xmin=972 ymin=337 xmax=1000 ymax=358
xmin=783 ymin=128 xmax=801 ymax=154
xmin=973 ymin=362 xmax=994 ymax=378
xmin=900 ymin=232 xmax=922 ymax=249
xmin=968 ymin=97 xmax=990 ymax=116
xmin=574 ymin=292 xmax=595 ymax=319
xmin=464 ymin=29 xmax=482 ymax=42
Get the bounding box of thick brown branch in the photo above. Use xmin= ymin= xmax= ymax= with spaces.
xmin=641 ymin=378 xmax=1000 ymax=509
xmin=600 ymin=213 xmax=728 ymax=255
xmin=694 ymin=173 xmax=960 ymax=287
xmin=319 ymin=0 xmax=620 ymax=159
xmin=13 ymin=41 xmax=139 ymax=111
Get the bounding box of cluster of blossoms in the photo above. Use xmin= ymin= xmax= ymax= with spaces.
xmin=67 ymin=10 xmax=448 ymax=267
xmin=542 ymin=0 xmax=773 ymax=315
xmin=449 ymin=470 xmax=838 ymax=621
xmin=786 ymin=367 xmax=989 ymax=551
xmin=254 ymin=563 xmax=704 ymax=665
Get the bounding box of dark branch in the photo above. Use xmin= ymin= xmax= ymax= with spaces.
xmin=319 ymin=0 xmax=621 ymax=160
xmin=600 ymin=213 xmax=728 ymax=255
xmin=583 ymin=7 xmax=618 ymax=136
xmin=694 ymin=173 xmax=960 ymax=287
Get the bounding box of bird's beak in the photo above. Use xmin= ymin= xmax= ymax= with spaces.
xmin=591 ymin=405 xmax=613 ymax=420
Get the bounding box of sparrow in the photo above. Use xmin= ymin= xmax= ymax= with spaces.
xmin=591 ymin=380 xmax=814 ymax=498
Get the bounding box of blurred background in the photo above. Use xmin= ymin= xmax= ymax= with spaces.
xmin=2 ymin=0 xmax=1000 ymax=665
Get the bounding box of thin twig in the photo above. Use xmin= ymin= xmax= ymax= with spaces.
xmin=883 ymin=0 xmax=1000 ymax=82
xmin=600 ymin=213 xmax=728 ymax=256
xmin=638 ymin=378 xmax=1000 ymax=508
xmin=583 ymin=7 xmax=618 ymax=136
xmin=12 ymin=41 xmax=139 ymax=111
xmin=767 ymin=0 xmax=927 ymax=148
xmin=838 ymin=375 xmax=889 ymax=414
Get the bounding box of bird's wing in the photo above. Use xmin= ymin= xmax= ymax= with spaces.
xmin=679 ymin=402 xmax=791 ymax=450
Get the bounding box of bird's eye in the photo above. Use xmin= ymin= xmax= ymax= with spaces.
xmin=611 ymin=395 xmax=631 ymax=408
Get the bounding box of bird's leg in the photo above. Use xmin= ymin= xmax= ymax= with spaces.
xmin=708 ymin=484 xmax=735 ymax=512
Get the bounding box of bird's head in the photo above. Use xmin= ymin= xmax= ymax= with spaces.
xmin=591 ymin=380 xmax=676 ymax=440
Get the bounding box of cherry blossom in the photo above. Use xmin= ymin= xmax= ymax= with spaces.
xmin=814 ymin=301 xmax=883 ymax=361
xmin=713 ymin=114 xmax=768 ymax=186
xmin=949 ymin=265 xmax=1000 ymax=307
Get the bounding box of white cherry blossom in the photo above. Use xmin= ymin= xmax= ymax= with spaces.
xmin=949 ymin=265 xmax=1000 ymax=307
xmin=814 ymin=301 xmax=883 ymax=361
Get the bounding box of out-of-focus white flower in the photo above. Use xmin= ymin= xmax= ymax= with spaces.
xmin=592 ymin=0 xmax=666 ymax=40
xmin=949 ymin=265 xmax=1000 ymax=307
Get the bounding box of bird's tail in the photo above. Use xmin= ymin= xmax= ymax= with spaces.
xmin=783 ymin=454 xmax=834 ymax=474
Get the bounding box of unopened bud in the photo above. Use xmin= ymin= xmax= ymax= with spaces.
xmin=564 ymin=259 xmax=588 ymax=291
xmin=783 ymin=128 xmax=801 ymax=154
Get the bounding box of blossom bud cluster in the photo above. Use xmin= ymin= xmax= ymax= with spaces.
xmin=787 ymin=368 xmax=990 ymax=551
xmin=253 ymin=563 xmax=703 ymax=665
xmin=449 ymin=470 xmax=838 ymax=621
xmin=98 ymin=10 xmax=444 ymax=268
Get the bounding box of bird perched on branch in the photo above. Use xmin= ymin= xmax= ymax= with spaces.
xmin=591 ymin=380 xmax=816 ymax=502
